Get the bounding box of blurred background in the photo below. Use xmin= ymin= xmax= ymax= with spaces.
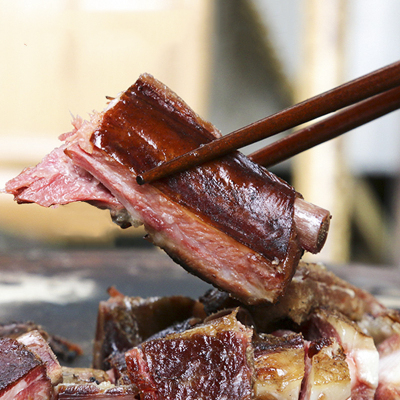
xmin=1 ymin=0 xmax=400 ymax=267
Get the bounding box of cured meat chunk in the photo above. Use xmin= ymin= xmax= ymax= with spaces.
xmin=17 ymin=329 xmax=62 ymax=385
xmin=253 ymin=332 xmax=305 ymax=400
xmin=125 ymin=309 xmax=253 ymax=400
xmin=4 ymin=73 xmax=326 ymax=304
xmin=93 ymin=291 xmax=203 ymax=370
xmin=0 ymin=321 xmax=83 ymax=363
xmin=199 ymin=262 xmax=388 ymax=333
xmin=300 ymin=337 xmax=351 ymax=400
xmin=0 ymin=337 xmax=53 ymax=400
xmin=250 ymin=262 xmax=387 ymax=331
xmin=304 ymin=308 xmax=379 ymax=399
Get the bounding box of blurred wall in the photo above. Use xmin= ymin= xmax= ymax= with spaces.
xmin=0 ymin=0 xmax=214 ymax=245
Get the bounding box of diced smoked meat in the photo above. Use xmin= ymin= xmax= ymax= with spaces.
xmin=125 ymin=309 xmax=253 ymax=400
xmin=0 ymin=337 xmax=53 ymax=400
xmin=303 ymin=308 xmax=379 ymax=399
xmin=92 ymin=293 xmax=203 ymax=370
xmin=17 ymin=330 xmax=62 ymax=386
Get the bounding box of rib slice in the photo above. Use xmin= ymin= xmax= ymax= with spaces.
xmin=5 ymin=73 xmax=318 ymax=304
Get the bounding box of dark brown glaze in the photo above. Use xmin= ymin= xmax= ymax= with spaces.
xmin=307 ymin=337 xmax=335 ymax=358
xmin=253 ymin=332 xmax=304 ymax=357
xmin=91 ymin=74 xmax=297 ymax=262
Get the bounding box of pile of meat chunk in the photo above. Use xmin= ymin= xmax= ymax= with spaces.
xmin=3 ymin=74 xmax=400 ymax=399
xmin=2 ymin=263 xmax=400 ymax=399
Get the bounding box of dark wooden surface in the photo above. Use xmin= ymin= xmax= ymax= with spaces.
xmin=0 ymin=247 xmax=211 ymax=367
xmin=1 ymin=247 xmax=399 ymax=367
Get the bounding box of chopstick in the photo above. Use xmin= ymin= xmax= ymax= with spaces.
xmin=136 ymin=60 xmax=400 ymax=185
xmin=248 ymin=84 xmax=400 ymax=168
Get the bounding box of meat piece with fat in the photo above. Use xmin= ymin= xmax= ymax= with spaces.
xmin=0 ymin=337 xmax=53 ymax=400
xmin=55 ymin=366 xmax=139 ymax=399
xmin=0 ymin=321 xmax=83 ymax=363
xmin=16 ymin=330 xmax=62 ymax=386
xmin=300 ymin=337 xmax=351 ymax=400
xmin=303 ymin=308 xmax=379 ymax=399
xmin=125 ymin=309 xmax=253 ymax=400
xmin=60 ymin=366 xmax=111 ymax=385
xmin=5 ymin=74 xmax=330 ymax=305
xmin=253 ymin=332 xmax=305 ymax=400
xmin=93 ymin=290 xmax=204 ymax=370
xmin=199 ymin=261 xmax=388 ymax=333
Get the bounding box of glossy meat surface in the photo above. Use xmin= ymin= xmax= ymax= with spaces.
xmin=125 ymin=310 xmax=253 ymax=400
xmin=92 ymin=74 xmax=298 ymax=263
xmin=67 ymin=141 xmax=302 ymax=304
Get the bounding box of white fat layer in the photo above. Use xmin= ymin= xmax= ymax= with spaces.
xmin=332 ymin=317 xmax=379 ymax=389
xmin=353 ymin=349 xmax=379 ymax=387
xmin=379 ymin=350 xmax=400 ymax=384
xmin=255 ymin=381 xmax=302 ymax=400
xmin=1 ymin=379 xmax=29 ymax=400
xmin=308 ymin=384 xmax=351 ymax=400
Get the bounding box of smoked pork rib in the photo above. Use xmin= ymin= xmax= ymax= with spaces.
xmin=5 ymin=74 xmax=324 ymax=304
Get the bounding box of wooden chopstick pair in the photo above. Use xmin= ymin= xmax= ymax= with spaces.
xmin=137 ymin=60 xmax=400 ymax=185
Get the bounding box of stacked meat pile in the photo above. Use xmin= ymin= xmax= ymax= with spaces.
xmin=3 ymin=74 xmax=400 ymax=399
